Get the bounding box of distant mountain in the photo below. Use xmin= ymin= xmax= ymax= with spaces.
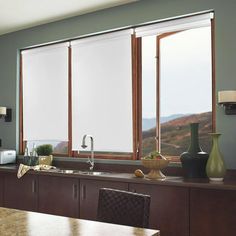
xmin=142 ymin=112 xmax=212 ymax=157
xmin=142 ymin=114 xmax=190 ymax=131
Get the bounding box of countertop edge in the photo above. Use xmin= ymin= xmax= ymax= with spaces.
xmin=0 ymin=164 xmax=236 ymax=191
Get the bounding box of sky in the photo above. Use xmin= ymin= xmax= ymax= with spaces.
xmin=142 ymin=26 xmax=212 ymax=118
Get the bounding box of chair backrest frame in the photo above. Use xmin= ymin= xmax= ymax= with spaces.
xmin=97 ymin=188 xmax=151 ymax=228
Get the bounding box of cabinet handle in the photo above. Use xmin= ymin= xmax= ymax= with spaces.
xmin=73 ymin=184 xmax=77 ymax=199
xmin=32 ymin=179 xmax=36 ymax=193
xmin=81 ymin=185 xmax=86 ymax=200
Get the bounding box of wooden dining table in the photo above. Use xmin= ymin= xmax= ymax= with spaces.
xmin=0 ymin=207 xmax=160 ymax=236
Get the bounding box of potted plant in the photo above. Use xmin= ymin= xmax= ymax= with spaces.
xmin=36 ymin=144 xmax=53 ymax=165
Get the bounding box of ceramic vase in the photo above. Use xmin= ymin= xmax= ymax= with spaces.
xmin=180 ymin=123 xmax=209 ymax=178
xmin=206 ymin=133 xmax=226 ymax=182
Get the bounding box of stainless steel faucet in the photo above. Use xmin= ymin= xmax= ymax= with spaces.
xmin=81 ymin=134 xmax=94 ymax=171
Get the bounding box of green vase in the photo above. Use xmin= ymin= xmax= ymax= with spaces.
xmin=206 ymin=133 xmax=226 ymax=182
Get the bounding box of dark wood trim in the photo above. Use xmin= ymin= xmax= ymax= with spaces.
xmin=211 ymin=18 xmax=216 ymax=132
xmin=68 ymin=45 xmax=72 ymax=156
xmin=156 ymin=36 xmax=161 ymax=152
xmin=132 ymin=34 xmax=138 ymax=160
xmin=19 ymin=53 xmax=24 ymax=154
xmin=136 ymin=38 xmax=142 ymax=159
xmin=132 ymin=35 xmax=142 ymax=160
xmin=157 ymin=31 xmax=181 ymax=40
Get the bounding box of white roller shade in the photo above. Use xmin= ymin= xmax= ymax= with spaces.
xmin=22 ymin=42 xmax=69 ymax=141
xmin=72 ymin=30 xmax=133 ymax=152
xmin=135 ymin=12 xmax=214 ymax=37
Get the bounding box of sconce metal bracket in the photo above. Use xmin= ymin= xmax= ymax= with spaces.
xmin=5 ymin=108 xmax=12 ymax=122
xmin=220 ymin=103 xmax=236 ymax=115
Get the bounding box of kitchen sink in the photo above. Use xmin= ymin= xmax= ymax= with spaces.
xmin=42 ymin=168 xmax=111 ymax=176
xmin=79 ymin=171 xmax=111 ymax=176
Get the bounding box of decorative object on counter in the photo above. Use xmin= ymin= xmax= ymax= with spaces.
xmin=206 ymin=133 xmax=226 ymax=182
xmin=141 ymin=151 xmax=169 ymax=179
xmin=134 ymin=169 xmax=145 ymax=178
xmin=36 ymin=144 xmax=53 ymax=165
xmin=0 ymin=106 xmax=12 ymax=122
xmin=218 ymin=90 xmax=236 ymax=115
xmin=23 ymin=143 xmax=39 ymax=166
xmin=17 ymin=163 xmax=56 ymax=178
xmin=180 ymin=123 xmax=209 ymax=178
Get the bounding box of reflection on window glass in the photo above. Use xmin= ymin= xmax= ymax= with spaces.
xmin=142 ymin=36 xmax=156 ymax=157
xmin=160 ymin=27 xmax=212 ymax=157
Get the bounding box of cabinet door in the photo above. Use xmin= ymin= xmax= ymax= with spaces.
xmin=4 ymin=173 xmax=38 ymax=211
xmin=190 ymin=188 xmax=236 ymax=236
xmin=80 ymin=179 xmax=128 ymax=220
xmin=129 ymin=183 xmax=189 ymax=236
xmin=38 ymin=176 xmax=79 ymax=218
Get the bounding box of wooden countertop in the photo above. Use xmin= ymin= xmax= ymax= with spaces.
xmin=0 ymin=207 xmax=159 ymax=236
xmin=0 ymin=164 xmax=236 ymax=191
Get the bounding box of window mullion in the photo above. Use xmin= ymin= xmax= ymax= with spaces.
xmin=68 ymin=45 xmax=72 ymax=157
xmin=156 ymin=36 xmax=161 ymax=152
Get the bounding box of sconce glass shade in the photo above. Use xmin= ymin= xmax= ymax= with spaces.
xmin=218 ymin=90 xmax=236 ymax=115
xmin=0 ymin=107 xmax=7 ymax=116
xmin=218 ymin=90 xmax=236 ymax=104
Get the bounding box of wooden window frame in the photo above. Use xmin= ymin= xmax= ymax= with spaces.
xmin=19 ymin=17 xmax=215 ymax=161
xmin=19 ymin=45 xmax=72 ymax=157
xmin=137 ymin=20 xmax=216 ymax=161
xmin=19 ymin=35 xmax=137 ymax=160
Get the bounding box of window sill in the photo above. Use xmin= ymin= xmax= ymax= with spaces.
xmin=17 ymin=155 xmax=181 ymax=167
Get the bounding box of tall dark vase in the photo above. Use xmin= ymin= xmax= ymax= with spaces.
xmin=180 ymin=123 xmax=209 ymax=178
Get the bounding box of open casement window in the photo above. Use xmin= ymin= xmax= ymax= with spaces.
xmin=136 ymin=12 xmax=215 ymax=161
xmin=20 ymin=43 xmax=69 ymax=155
xmin=71 ymin=30 xmax=135 ymax=159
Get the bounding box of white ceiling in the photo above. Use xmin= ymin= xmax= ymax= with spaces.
xmin=0 ymin=0 xmax=136 ymax=36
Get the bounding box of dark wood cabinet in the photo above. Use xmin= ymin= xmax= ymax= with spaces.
xmin=129 ymin=183 xmax=189 ymax=236
xmin=38 ymin=175 xmax=79 ymax=218
xmin=0 ymin=173 xmax=3 ymax=206
xmin=80 ymin=179 xmax=128 ymax=220
xmin=3 ymin=173 xmax=38 ymax=211
xmin=190 ymin=188 xmax=236 ymax=236
xmin=1 ymin=167 xmax=236 ymax=236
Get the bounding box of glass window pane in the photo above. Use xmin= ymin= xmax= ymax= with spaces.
xmin=26 ymin=141 xmax=68 ymax=155
xmin=159 ymin=27 xmax=212 ymax=157
xmin=22 ymin=44 xmax=69 ymax=142
xmin=142 ymin=36 xmax=157 ymax=157
xmin=72 ymin=31 xmax=133 ymax=153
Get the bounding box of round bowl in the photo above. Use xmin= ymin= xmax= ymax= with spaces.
xmin=141 ymin=158 xmax=169 ymax=179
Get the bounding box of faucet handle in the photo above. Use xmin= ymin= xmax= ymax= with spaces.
xmin=81 ymin=144 xmax=87 ymax=149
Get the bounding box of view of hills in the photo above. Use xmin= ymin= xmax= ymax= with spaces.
xmin=142 ymin=114 xmax=190 ymax=131
xmin=142 ymin=112 xmax=212 ymax=158
xmin=53 ymin=112 xmax=212 ymax=158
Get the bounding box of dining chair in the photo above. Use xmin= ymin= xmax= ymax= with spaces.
xmin=97 ymin=188 xmax=151 ymax=228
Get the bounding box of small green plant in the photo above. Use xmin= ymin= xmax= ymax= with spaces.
xmin=36 ymin=144 xmax=53 ymax=156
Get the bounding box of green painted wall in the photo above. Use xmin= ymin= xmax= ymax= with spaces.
xmin=0 ymin=0 xmax=236 ymax=168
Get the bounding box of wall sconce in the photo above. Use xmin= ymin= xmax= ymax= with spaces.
xmin=0 ymin=106 xmax=12 ymax=122
xmin=218 ymin=90 xmax=236 ymax=115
